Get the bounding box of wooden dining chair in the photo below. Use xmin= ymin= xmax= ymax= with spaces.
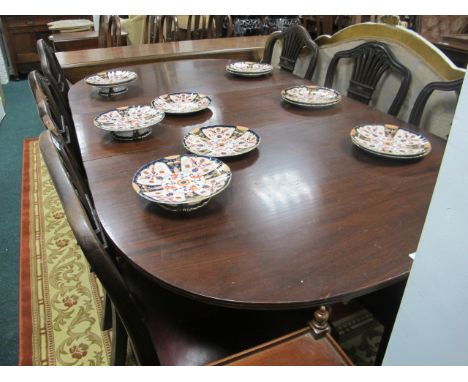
xmin=301 ymin=16 xmax=323 ymax=39
xmin=409 ymin=78 xmax=464 ymax=128
xmin=204 ymin=16 xmax=234 ymax=39
xmin=158 ymin=16 xmax=181 ymax=42
xmin=98 ymin=15 xmax=122 ymax=48
xmin=40 ymin=128 xmax=340 ymax=366
xmin=218 ymin=15 xmax=234 ymax=38
xmin=28 ymin=70 xmax=84 ymax=176
xmin=107 ymin=15 xmax=122 ymax=47
xmin=28 ymin=68 xmax=46 ymax=105
xmin=144 ymin=15 xmax=161 ymax=44
xmin=262 ymin=24 xmax=319 ymax=80
xmin=186 ymin=15 xmax=208 ymax=40
xmin=36 ymin=39 xmax=70 ymax=100
xmin=98 ymin=15 xmax=110 ymax=47
xmin=324 ymin=41 xmax=411 ymax=116
xmin=29 ymin=71 xmax=93 ymax=224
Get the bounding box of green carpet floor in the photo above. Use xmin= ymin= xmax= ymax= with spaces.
xmin=0 ymin=79 xmax=43 ymax=365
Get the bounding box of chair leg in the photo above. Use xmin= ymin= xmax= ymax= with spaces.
xmin=110 ymin=306 xmax=128 ymax=366
xmin=101 ymin=291 xmax=113 ymax=331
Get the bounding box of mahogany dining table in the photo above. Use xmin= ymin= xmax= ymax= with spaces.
xmin=68 ymin=58 xmax=446 ymax=311
xmin=57 ymin=35 xmax=268 ymax=83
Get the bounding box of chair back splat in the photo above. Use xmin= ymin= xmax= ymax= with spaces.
xmin=107 ymin=15 xmax=122 ymax=47
xmin=145 ymin=16 xmax=161 ymax=43
xmin=262 ymin=24 xmax=319 ymax=80
xmin=204 ymin=16 xmax=234 ymax=38
xmin=409 ymin=78 xmax=464 ymax=128
xmin=158 ymin=16 xmax=180 ymax=42
xmin=324 ymin=41 xmax=411 ymax=116
xmin=186 ymin=16 xmax=207 ymax=40
xmin=28 ymin=70 xmax=84 ymax=174
xmin=36 ymin=39 xmax=70 ymax=99
xmin=98 ymin=15 xmax=122 ymax=47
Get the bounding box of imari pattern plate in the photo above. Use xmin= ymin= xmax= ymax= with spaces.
xmin=226 ymin=61 xmax=273 ymax=77
xmin=93 ymin=105 xmax=164 ymax=140
xmin=281 ymin=85 xmax=341 ymax=108
xmin=151 ymin=92 xmax=211 ymax=114
xmin=132 ymin=155 xmax=232 ymax=211
xmin=350 ymin=124 xmax=432 ymax=159
xmin=183 ymin=125 xmax=260 ymax=157
xmin=85 ymin=70 xmax=138 ymax=87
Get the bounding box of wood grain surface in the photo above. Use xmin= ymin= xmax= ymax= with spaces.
xmin=57 ymin=36 xmax=268 ymax=82
xmin=211 ymin=330 xmax=352 ymax=366
xmin=69 ymin=59 xmax=445 ymax=310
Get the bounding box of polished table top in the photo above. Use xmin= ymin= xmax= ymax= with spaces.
xmin=57 ymin=36 xmax=268 ymax=83
xmin=69 ymin=59 xmax=445 ymax=310
xmin=57 ymin=35 xmax=268 ymax=68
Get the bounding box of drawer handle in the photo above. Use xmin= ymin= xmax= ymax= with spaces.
xmin=26 ymin=20 xmax=34 ymax=25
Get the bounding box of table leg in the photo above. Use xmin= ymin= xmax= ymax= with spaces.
xmin=309 ymin=305 xmax=332 ymax=339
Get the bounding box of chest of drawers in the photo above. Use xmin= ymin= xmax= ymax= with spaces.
xmin=1 ymin=15 xmax=92 ymax=78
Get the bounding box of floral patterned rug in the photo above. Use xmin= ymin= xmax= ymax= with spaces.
xmin=19 ymin=138 xmax=111 ymax=365
xmin=330 ymin=302 xmax=384 ymax=366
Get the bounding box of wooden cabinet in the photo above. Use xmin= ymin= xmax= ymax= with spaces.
xmin=1 ymin=16 xmax=92 ymax=78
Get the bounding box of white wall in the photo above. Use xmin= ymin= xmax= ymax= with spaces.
xmin=383 ymin=71 xmax=468 ymax=365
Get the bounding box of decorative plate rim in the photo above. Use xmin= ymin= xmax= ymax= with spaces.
xmin=281 ymin=85 xmax=342 ymax=107
xmin=226 ymin=69 xmax=273 ymax=78
xmin=281 ymin=95 xmax=341 ymax=108
xmin=182 ymin=124 xmax=261 ymax=157
xmin=132 ymin=154 xmax=232 ymax=206
xmin=226 ymin=61 xmax=273 ymax=76
xmin=350 ymin=124 xmax=432 ymax=159
xmin=150 ymin=92 xmax=212 ymax=114
xmin=85 ymin=70 xmax=138 ymax=87
xmin=93 ymin=105 xmax=165 ymax=132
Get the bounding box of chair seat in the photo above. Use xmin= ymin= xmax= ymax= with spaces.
xmin=121 ymin=261 xmax=316 ymax=365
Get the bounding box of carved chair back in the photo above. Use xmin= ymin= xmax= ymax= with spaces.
xmin=220 ymin=15 xmax=234 ymax=37
xmin=324 ymin=41 xmax=411 ymax=116
xmin=205 ymin=16 xmax=234 ymax=38
xmin=145 ymin=15 xmax=161 ymax=43
xmin=107 ymin=16 xmax=122 ymax=47
xmin=107 ymin=15 xmax=122 ymax=47
xmin=409 ymin=78 xmax=464 ymax=129
xmin=36 ymin=39 xmax=70 ymax=99
xmin=98 ymin=15 xmax=122 ymax=47
xmin=98 ymin=15 xmax=110 ymax=47
xmin=158 ymin=16 xmax=180 ymax=42
xmin=28 ymin=70 xmax=84 ymax=175
xmin=262 ymin=24 xmax=319 ymax=80
xmin=186 ymin=15 xmax=207 ymax=40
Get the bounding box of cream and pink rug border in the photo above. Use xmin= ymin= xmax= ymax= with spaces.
xmin=19 ymin=138 xmax=111 ymax=365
